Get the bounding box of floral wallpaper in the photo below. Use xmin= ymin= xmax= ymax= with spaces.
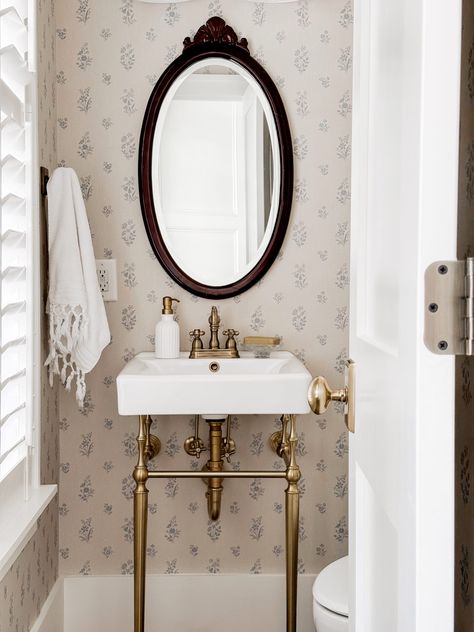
xmin=0 ymin=500 xmax=58 ymax=632
xmin=0 ymin=1 xmax=59 ymax=629
xmin=55 ymin=0 xmax=352 ymax=577
xmin=456 ymin=0 xmax=474 ymax=628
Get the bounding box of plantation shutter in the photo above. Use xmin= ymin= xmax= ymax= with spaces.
xmin=0 ymin=0 xmax=34 ymax=478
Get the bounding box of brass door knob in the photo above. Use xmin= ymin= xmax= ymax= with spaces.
xmin=308 ymin=360 xmax=355 ymax=432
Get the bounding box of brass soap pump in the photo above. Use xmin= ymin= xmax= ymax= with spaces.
xmin=155 ymin=296 xmax=180 ymax=358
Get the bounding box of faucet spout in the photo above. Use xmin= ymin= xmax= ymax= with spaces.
xmin=209 ymin=306 xmax=220 ymax=350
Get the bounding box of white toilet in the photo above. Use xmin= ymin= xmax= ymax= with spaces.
xmin=312 ymin=556 xmax=348 ymax=632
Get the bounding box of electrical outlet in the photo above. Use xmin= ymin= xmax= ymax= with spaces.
xmin=96 ymin=259 xmax=117 ymax=301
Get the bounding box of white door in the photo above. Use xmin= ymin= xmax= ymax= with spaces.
xmin=349 ymin=1 xmax=462 ymax=631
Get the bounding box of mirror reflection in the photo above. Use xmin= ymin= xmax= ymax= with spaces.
xmin=152 ymin=59 xmax=280 ymax=287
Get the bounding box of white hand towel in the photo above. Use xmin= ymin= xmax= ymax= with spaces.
xmin=45 ymin=167 xmax=110 ymax=407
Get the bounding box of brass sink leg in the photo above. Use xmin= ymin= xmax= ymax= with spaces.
xmin=133 ymin=415 xmax=154 ymax=632
xmin=271 ymin=414 xmax=301 ymax=632
xmin=285 ymin=414 xmax=300 ymax=632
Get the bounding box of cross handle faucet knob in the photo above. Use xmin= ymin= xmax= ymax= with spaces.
xmin=223 ymin=329 xmax=239 ymax=351
xmin=189 ymin=329 xmax=205 ymax=351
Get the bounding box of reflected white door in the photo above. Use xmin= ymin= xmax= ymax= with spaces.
xmin=349 ymin=1 xmax=462 ymax=631
xmin=160 ymin=97 xmax=246 ymax=284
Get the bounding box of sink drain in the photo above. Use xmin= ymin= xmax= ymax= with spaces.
xmin=209 ymin=362 xmax=220 ymax=373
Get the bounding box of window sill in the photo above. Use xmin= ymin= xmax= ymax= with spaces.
xmin=0 ymin=481 xmax=57 ymax=582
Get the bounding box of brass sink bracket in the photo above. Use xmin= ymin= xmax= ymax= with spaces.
xmin=189 ymin=306 xmax=240 ymax=358
xmin=132 ymin=412 xmax=301 ymax=632
xmin=222 ymin=415 xmax=236 ymax=463
xmin=184 ymin=415 xmax=207 ymax=458
xmin=184 ymin=415 xmax=237 ymax=520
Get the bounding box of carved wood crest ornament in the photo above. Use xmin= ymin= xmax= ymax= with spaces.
xmin=183 ymin=17 xmax=250 ymax=53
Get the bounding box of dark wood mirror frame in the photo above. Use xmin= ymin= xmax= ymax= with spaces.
xmin=139 ymin=17 xmax=293 ymax=299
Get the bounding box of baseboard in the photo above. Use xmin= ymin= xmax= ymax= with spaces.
xmin=30 ymin=579 xmax=63 ymax=632
xmin=31 ymin=573 xmax=316 ymax=632
xmin=33 ymin=573 xmax=316 ymax=632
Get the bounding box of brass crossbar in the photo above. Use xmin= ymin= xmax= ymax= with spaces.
xmin=148 ymin=470 xmax=287 ymax=479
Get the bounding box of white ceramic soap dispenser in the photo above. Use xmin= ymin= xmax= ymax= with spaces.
xmin=155 ymin=296 xmax=180 ymax=358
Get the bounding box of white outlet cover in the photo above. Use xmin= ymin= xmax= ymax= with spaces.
xmin=96 ymin=259 xmax=118 ymax=302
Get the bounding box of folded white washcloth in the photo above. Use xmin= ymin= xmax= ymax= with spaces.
xmin=45 ymin=167 xmax=110 ymax=407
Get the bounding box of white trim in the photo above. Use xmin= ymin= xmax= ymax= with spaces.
xmin=64 ymin=574 xmax=317 ymax=632
xmin=0 ymin=461 xmax=56 ymax=581
xmin=27 ymin=0 xmax=37 ymax=73
xmin=31 ymin=573 xmax=317 ymax=632
xmin=30 ymin=579 xmax=63 ymax=632
xmin=138 ymin=0 xmax=299 ymax=3
xmin=415 ymin=0 xmax=462 ymax=629
xmin=28 ymin=28 xmax=41 ymax=489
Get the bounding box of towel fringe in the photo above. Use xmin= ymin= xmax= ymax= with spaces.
xmin=45 ymin=304 xmax=89 ymax=408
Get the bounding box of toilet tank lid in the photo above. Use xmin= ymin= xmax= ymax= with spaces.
xmin=313 ymin=556 xmax=349 ymax=617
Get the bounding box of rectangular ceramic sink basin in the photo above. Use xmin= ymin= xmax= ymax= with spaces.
xmin=116 ymin=351 xmax=312 ymax=416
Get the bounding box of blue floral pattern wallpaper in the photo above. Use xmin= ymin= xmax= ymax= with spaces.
xmin=54 ymin=0 xmax=353 ymax=578
xmin=0 ymin=501 xmax=58 ymax=632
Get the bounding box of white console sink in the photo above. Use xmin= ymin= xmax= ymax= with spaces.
xmin=116 ymin=351 xmax=312 ymax=416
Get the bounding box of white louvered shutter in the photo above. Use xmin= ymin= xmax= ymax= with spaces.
xmin=0 ymin=0 xmax=35 ymax=481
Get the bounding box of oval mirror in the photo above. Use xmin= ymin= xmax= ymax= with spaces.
xmin=139 ymin=18 xmax=293 ymax=299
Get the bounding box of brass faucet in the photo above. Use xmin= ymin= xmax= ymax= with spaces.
xmin=189 ymin=306 xmax=240 ymax=358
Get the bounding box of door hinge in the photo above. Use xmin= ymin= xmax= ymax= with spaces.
xmin=424 ymin=258 xmax=474 ymax=355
